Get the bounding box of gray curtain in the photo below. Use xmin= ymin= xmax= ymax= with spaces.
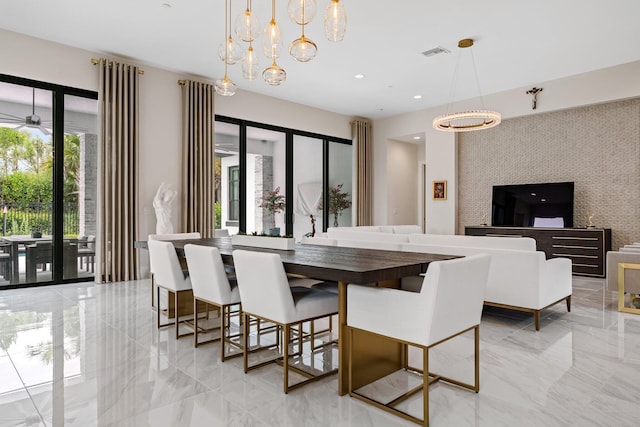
xmin=96 ymin=59 xmax=140 ymax=283
xmin=180 ymin=80 xmax=215 ymax=238
xmin=352 ymin=119 xmax=373 ymax=226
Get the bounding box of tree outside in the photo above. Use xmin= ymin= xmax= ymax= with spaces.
xmin=0 ymin=127 xmax=80 ymax=236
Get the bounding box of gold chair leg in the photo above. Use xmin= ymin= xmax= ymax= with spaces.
xmin=347 ymin=326 xmax=353 ymax=395
xmin=194 ymin=298 xmax=199 ymax=347
xmin=156 ymin=285 xmax=161 ymax=328
xmin=220 ymin=304 xmax=227 ymax=361
xmin=424 ymin=347 xmax=429 ymax=427
xmin=284 ymin=323 xmax=291 ymax=394
xmin=220 ymin=304 xmax=243 ymax=361
xmin=175 ymin=290 xmax=180 ymax=340
xmin=243 ymin=313 xmax=250 ymax=373
xmin=474 ymin=325 xmax=480 ymax=392
xmin=151 ymin=274 xmax=155 ymax=308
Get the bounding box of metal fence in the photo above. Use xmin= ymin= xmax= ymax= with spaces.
xmin=1 ymin=202 xmax=79 ymax=236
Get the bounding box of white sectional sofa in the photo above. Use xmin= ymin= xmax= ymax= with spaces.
xmin=303 ymin=226 xmax=572 ymax=330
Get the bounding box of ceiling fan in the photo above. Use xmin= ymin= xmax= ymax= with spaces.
xmin=0 ymin=88 xmax=90 ymax=136
xmin=0 ymin=88 xmax=52 ymax=135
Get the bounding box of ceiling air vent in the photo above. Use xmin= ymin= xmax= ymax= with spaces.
xmin=421 ymin=46 xmax=450 ymax=58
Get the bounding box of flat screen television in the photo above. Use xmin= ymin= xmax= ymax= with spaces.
xmin=491 ymin=182 xmax=574 ymax=228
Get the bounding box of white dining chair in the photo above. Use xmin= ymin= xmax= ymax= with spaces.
xmin=148 ymin=232 xmax=201 ymax=307
xmin=347 ymin=254 xmax=491 ymax=426
xmin=232 ymin=249 xmax=339 ymax=393
xmin=148 ymin=239 xmax=194 ymax=339
xmin=184 ymin=244 xmax=243 ymax=360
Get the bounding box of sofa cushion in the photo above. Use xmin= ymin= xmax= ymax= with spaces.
xmin=337 ymin=239 xmax=404 ymax=251
xmin=327 ymin=229 xmax=410 ymax=243
xmin=301 ymin=236 xmax=338 ymax=246
xmin=620 ymin=247 xmax=640 ymax=253
xmin=392 ymin=225 xmax=422 ymax=234
xmin=408 ymin=234 xmax=536 ymax=251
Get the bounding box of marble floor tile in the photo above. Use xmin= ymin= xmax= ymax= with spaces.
xmin=1 ymin=277 xmax=640 ymax=426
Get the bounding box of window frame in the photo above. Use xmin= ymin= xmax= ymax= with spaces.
xmin=215 ymin=115 xmax=352 ymax=235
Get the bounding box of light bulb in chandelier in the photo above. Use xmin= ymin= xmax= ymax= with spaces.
xmin=290 ymin=35 xmax=317 ymax=62
xmin=288 ymin=0 xmax=316 ymax=25
xmin=215 ymin=75 xmax=237 ymax=97
xmin=242 ymin=43 xmax=260 ymax=80
xmin=235 ymin=3 xmax=259 ymax=42
xmin=325 ymin=0 xmax=347 ymax=42
xmin=218 ymin=36 xmax=243 ymax=64
xmin=263 ymin=61 xmax=286 ymax=86
xmin=263 ymin=19 xmax=283 ymax=59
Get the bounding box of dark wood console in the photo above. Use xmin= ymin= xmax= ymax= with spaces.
xmin=465 ymin=226 xmax=612 ymax=277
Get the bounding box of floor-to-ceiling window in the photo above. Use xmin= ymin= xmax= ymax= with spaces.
xmin=215 ymin=116 xmax=352 ymax=239
xmin=293 ymin=135 xmax=324 ymax=239
xmin=0 ymin=75 xmax=98 ymax=289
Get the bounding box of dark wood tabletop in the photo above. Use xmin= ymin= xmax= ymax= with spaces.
xmin=154 ymin=237 xmax=458 ymax=284
xmin=140 ymin=236 xmax=461 ymax=396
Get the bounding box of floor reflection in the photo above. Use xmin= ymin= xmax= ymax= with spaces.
xmin=0 ymin=277 xmax=639 ymax=426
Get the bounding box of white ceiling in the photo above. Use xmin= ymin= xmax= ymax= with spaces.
xmin=2 ymin=0 xmax=640 ymax=120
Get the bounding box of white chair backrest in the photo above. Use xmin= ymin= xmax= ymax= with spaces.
xmin=420 ymin=254 xmax=490 ymax=345
xmin=148 ymin=232 xmax=202 ymax=241
xmin=148 ymin=232 xmax=201 ymax=274
xmin=184 ymin=244 xmax=235 ymax=305
xmin=215 ymin=229 xmax=230 ymax=237
xmin=300 ymin=236 xmax=338 ymax=246
xmin=328 ymin=229 xmax=409 ymax=243
xmin=148 ymin=239 xmax=191 ymax=292
xmin=232 ymin=250 xmax=295 ymax=322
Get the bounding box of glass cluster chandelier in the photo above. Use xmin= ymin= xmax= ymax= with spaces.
xmin=215 ymin=0 xmax=347 ymax=96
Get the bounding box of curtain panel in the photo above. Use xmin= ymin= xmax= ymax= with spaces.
xmin=96 ymin=59 xmax=140 ymax=283
xmin=352 ymin=119 xmax=373 ymax=226
xmin=180 ymin=80 xmax=215 ymax=238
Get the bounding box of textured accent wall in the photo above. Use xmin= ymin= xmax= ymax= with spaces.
xmin=458 ymin=98 xmax=640 ymax=251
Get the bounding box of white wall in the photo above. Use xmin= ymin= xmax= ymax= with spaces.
xmin=386 ymin=140 xmax=419 ymax=226
xmin=374 ymin=59 xmax=640 ymax=234
xmin=1 ymin=28 xmax=355 ymax=276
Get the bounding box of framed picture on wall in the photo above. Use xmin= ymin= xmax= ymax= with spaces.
xmin=433 ymin=180 xmax=447 ymax=200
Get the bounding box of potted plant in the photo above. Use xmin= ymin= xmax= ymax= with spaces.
xmin=258 ymin=186 xmax=286 ymax=236
xmin=319 ymin=184 xmax=352 ymax=227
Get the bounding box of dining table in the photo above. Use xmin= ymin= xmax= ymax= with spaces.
xmin=1 ymin=235 xmax=78 ymax=284
xmin=157 ymin=237 xmax=458 ymax=395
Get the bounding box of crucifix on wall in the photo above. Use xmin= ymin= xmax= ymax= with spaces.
xmin=526 ymin=87 xmax=543 ymax=110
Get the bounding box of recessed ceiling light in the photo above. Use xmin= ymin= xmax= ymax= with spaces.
xmin=354 ymin=74 xmax=365 ymax=79
xmin=414 ymin=95 xmax=422 ymax=99
xmin=162 ymin=3 xmax=172 ymax=8
xmin=413 ymin=136 xmax=421 ymax=140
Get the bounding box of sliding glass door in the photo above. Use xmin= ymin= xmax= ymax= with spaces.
xmin=0 ymin=75 xmax=97 ymax=288
xmin=293 ymin=135 xmax=324 ymax=240
xmin=328 ymin=140 xmax=353 ymax=228
xmin=246 ymin=126 xmax=287 ymax=235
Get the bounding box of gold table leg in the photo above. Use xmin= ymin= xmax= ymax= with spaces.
xmin=338 ymin=281 xmax=405 ymax=396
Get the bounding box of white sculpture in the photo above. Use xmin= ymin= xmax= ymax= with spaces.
xmin=153 ymin=182 xmax=177 ymax=234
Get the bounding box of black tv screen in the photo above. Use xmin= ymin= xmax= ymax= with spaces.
xmin=491 ymin=182 xmax=574 ymax=228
